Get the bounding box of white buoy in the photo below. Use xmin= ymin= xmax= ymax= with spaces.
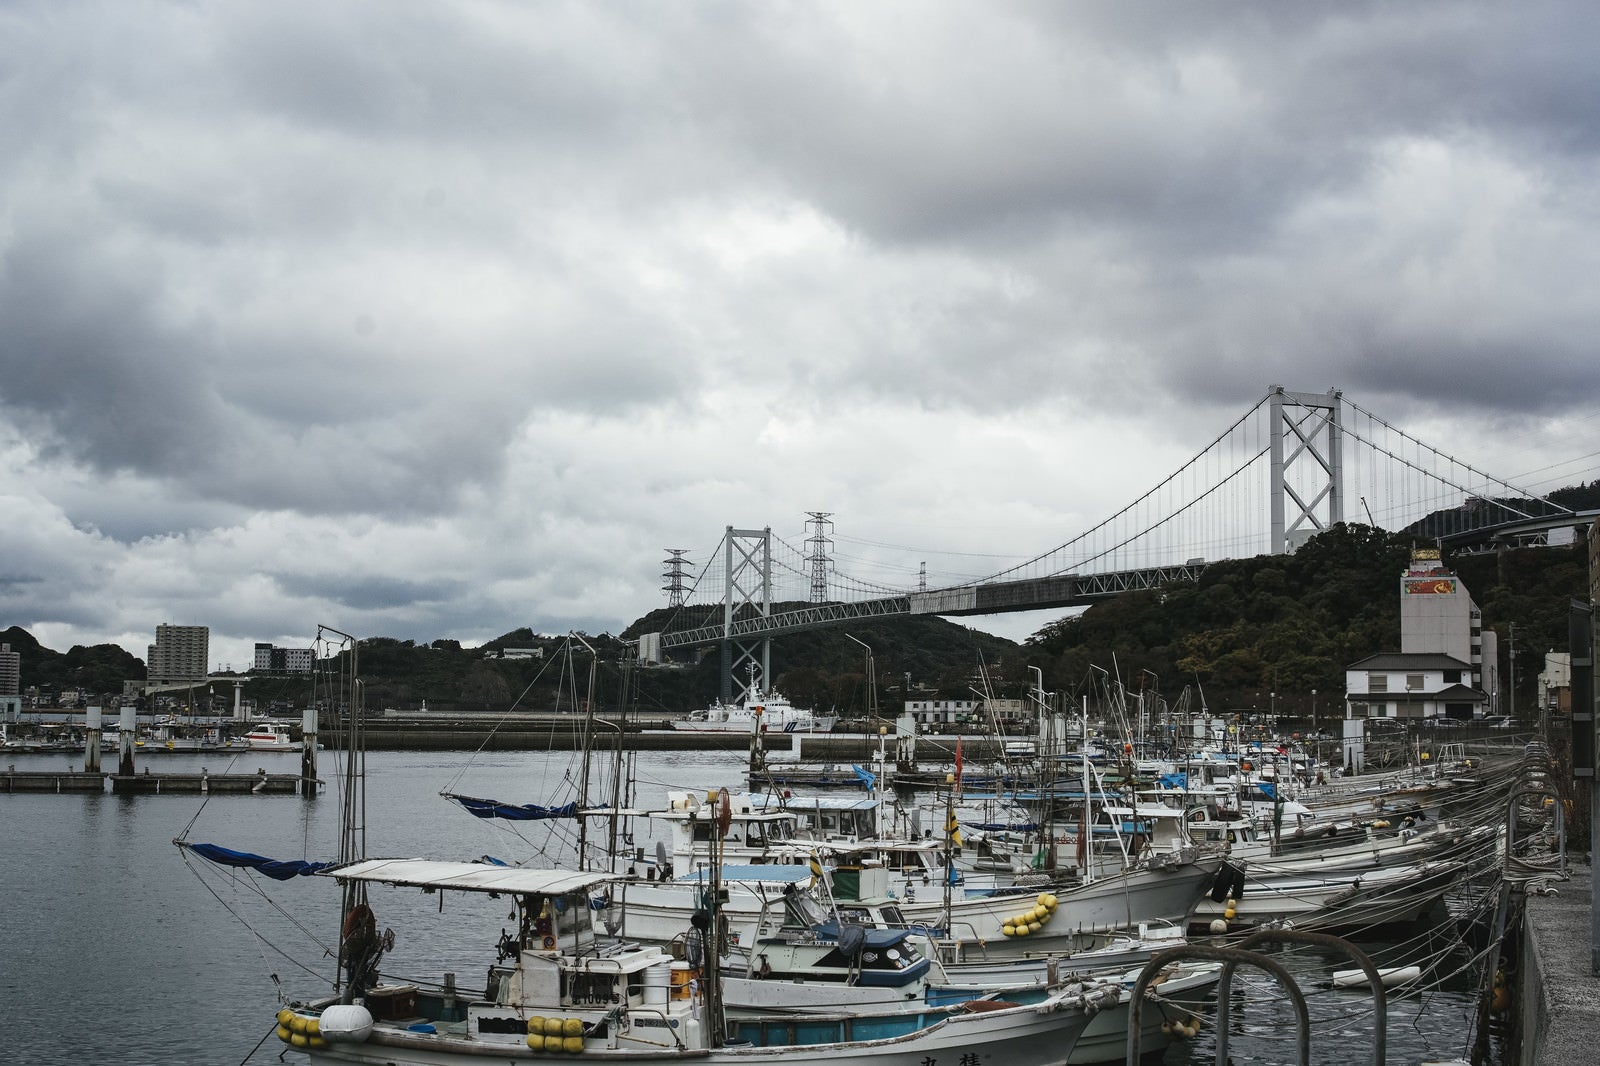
xmin=318 ymin=1004 xmax=374 ymax=1043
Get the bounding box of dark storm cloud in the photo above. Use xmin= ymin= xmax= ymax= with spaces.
xmin=272 ymin=572 xmax=464 ymax=613
xmin=1 ymin=0 xmax=1595 ymax=667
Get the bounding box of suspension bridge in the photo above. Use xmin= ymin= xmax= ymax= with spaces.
xmin=639 ymin=386 xmax=1596 ymax=697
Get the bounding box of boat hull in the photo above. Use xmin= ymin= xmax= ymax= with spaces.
xmin=1188 ymin=860 xmax=1464 ymax=934
xmin=300 ymin=988 xmax=1101 ymax=1066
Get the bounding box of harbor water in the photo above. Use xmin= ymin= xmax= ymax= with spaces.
xmin=0 ymin=747 xmax=1488 ymax=1065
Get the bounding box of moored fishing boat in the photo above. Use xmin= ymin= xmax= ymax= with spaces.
xmin=266 ymin=859 xmax=1118 ymax=1066
xmin=238 ymin=721 xmax=298 ymax=750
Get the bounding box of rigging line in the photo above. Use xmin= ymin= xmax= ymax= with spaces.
xmin=174 ymin=745 xmax=253 ymax=842
xmin=442 ymin=651 xmax=565 ymax=794
xmin=178 ymin=850 xmax=335 ymax=988
xmin=238 ymin=1020 xmax=279 ymax=1066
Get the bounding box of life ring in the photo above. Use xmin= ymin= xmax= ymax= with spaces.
xmin=342 ymin=903 xmax=375 ymax=946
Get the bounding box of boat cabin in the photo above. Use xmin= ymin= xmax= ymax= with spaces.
xmin=323 ymin=859 xmax=710 ymax=1052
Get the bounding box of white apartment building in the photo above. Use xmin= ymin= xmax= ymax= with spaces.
xmin=253 ymin=643 xmax=313 ymax=673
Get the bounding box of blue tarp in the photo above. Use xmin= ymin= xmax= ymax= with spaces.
xmin=181 ymin=842 xmax=334 ymax=880
xmin=1159 ymin=772 xmax=1188 ymax=789
xmin=851 ymin=765 xmax=876 ymax=792
xmin=445 ymin=793 xmax=588 ymax=821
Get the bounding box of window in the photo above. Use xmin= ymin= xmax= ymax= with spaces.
xmin=1406 ymin=674 xmax=1425 ymax=692
xmin=1369 ymin=675 xmax=1388 ymax=693
xmin=1444 ymin=670 xmax=1461 ymax=684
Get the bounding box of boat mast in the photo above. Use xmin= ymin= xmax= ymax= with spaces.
xmin=320 ymin=624 xmax=365 ymax=999
xmin=573 ymin=634 xmax=600 ymax=870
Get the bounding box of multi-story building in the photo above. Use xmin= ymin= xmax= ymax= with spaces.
xmin=1344 ymin=549 xmax=1493 ymax=722
xmin=1400 ymin=548 xmax=1492 ymax=690
xmin=1536 ymin=646 xmax=1574 ymax=713
xmin=253 ymin=643 xmax=313 ymax=673
xmin=146 ymin=624 xmax=209 ymax=684
xmin=0 ymin=642 xmax=20 ymax=696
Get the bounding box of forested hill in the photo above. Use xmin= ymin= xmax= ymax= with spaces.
xmin=0 ymin=626 xmax=145 ymax=696
xmin=1021 ymin=522 xmax=1590 ymax=716
xmin=5 ymin=515 xmax=1590 ymax=716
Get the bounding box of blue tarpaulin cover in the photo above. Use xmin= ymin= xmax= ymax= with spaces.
xmin=182 ymin=842 xmax=333 ymax=880
xmin=445 ymin=793 xmax=587 ymax=821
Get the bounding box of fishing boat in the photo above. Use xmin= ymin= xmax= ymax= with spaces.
xmin=264 ymin=859 xmax=1118 ymax=1066
xmin=1188 ymin=856 xmax=1467 ymax=934
xmin=238 ymin=722 xmax=297 ymax=750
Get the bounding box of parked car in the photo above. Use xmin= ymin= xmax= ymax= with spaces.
xmin=1481 ymin=715 xmax=1514 ymax=729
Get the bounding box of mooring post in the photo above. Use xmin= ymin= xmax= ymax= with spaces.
xmin=118 ymin=704 xmax=137 ymax=776
xmin=301 ymin=706 xmax=318 ymax=797
xmin=84 ymin=705 xmax=101 ymax=774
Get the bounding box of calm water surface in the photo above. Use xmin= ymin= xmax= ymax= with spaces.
xmin=1 ymin=747 xmax=1487 ymax=1064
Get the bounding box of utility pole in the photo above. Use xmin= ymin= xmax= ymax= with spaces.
xmin=661 ymin=549 xmax=693 ymax=608
xmin=804 ymin=513 xmax=833 ymax=603
xmin=1509 ymin=623 xmax=1518 ymax=723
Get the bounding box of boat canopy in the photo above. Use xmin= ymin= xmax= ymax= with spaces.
xmin=321 ymin=858 xmax=621 ymax=896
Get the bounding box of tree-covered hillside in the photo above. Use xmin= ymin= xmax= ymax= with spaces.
xmin=5 ymin=516 xmax=1588 ymax=717
xmin=1021 ymin=523 xmax=1590 ymax=715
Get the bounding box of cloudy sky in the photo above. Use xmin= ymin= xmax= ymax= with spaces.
xmin=3 ymin=1 xmax=1597 ymax=672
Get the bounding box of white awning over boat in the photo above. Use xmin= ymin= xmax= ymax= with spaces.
xmin=321 ymin=858 xmax=620 ymax=895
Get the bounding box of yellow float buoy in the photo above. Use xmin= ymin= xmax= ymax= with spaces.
xmin=563 ymin=1018 xmax=584 ymax=1036
xmin=527 ymin=1016 xmax=546 ymax=1034
xmin=1027 ymin=921 xmax=1041 ymax=934
xmin=1002 ymin=924 xmax=1016 ymax=937
xmin=545 ymin=1017 xmax=565 ymax=1036
xmin=563 ymin=1035 xmax=586 ymax=1053
xmin=276 ymin=1025 xmax=292 ymax=1043
xmin=276 ymin=1008 xmax=295 ymax=1027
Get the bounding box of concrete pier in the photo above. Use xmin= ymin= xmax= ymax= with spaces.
xmin=3 ymin=768 xmax=106 ymax=793
xmin=1520 ymin=858 xmax=1600 ymax=1065
xmin=108 ymin=769 xmax=309 ymax=795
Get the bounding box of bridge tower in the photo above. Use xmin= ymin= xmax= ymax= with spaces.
xmin=720 ymin=527 xmax=773 ymax=704
xmin=1270 ymin=386 xmax=1345 ymax=554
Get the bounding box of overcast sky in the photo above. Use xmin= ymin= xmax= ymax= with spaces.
xmin=3 ymin=1 xmax=1597 ymax=673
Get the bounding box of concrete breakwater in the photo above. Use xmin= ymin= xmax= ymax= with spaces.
xmin=2 ymin=766 xmax=312 ymax=794
xmin=346 ymin=719 xmax=1001 ymax=762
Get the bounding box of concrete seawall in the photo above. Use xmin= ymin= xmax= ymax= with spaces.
xmin=1521 ymin=859 xmax=1599 ymax=1065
